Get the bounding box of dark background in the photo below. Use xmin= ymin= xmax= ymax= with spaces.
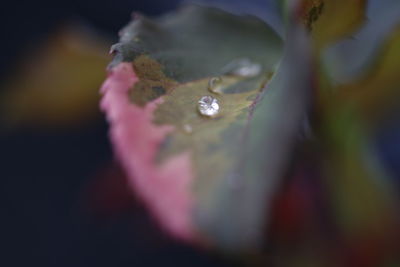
xmin=0 ymin=1 xmax=231 ymax=266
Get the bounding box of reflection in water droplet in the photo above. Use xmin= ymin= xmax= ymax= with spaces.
xmin=208 ymin=77 xmax=223 ymax=94
xmin=223 ymin=58 xmax=262 ymax=77
xmin=198 ymin=96 xmax=220 ymax=117
xmin=183 ymin=124 xmax=193 ymax=134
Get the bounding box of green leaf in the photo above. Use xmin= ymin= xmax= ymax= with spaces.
xmin=110 ymin=5 xmax=282 ymax=83
xmin=103 ymin=5 xmax=313 ymax=252
xmin=192 ymin=23 xmax=312 ymax=251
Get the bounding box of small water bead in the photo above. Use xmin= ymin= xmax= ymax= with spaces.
xmin=208 ymin=76 xmax=223 ymax=94
xmin=183 ymin=124 xmax=193 ymax=134
xmin=198 ymin=96 xmax=220 ymax=117
xmin=223 ymin=58 xmax=262 ymax=77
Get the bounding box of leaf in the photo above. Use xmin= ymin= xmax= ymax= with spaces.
xmin=336 ymin=26 xmax=400 ymax=122
xmin=318 ymin=105 xmax=398 ymax=265
xmin=318 ymin=22 xmax=400 ymax=125
xmin=322 ymin=0 xmax=400 ymax=83
xmin=310 ymin=3 xmax=400 ymax=262
xmin=192 ymin=23 xmax=312 ymax=251
xmin=308 ymin=1 xmax=400 ymax=138
xmin=187 ymin=0 xmax=284 ymax=36
xmin=110 ymin=5 xmax=282 ymax=81
xmin=101 ymin=5 xmax=311 ymax=251
xmin=299 ymin=0 xmax=367 ymax=49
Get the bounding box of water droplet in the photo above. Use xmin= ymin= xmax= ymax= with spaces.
xmin=198 ymin=96 xmax=220 ymax=117
xmin=223 ymin=58 xmax=262 ymax=77
xmin=208 ymin=77 xmax=223 ymax=94
xmin=183 ymin=124 xmax=193 ymax=134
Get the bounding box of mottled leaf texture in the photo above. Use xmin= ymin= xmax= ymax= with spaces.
xmin=101 ymin=5 xmax=311 ymax=252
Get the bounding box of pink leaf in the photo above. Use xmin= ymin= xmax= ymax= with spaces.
xmin=100 ymin=63 xmax=195 ymax=241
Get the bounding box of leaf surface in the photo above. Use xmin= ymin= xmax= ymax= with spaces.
xmin=101 ymin=5 xmax=312 ymax=251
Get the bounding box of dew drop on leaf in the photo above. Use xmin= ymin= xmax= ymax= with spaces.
xmin=183 ymin=124 xmax=193 ymax=134
xmin=197 ymin=96 xmax=220 ymax=117
xmin=208 ymin=76 xmax=224 ymax=94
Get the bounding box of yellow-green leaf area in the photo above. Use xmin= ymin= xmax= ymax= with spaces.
xmin=153 ymin=73 xmax=270 ymax=215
